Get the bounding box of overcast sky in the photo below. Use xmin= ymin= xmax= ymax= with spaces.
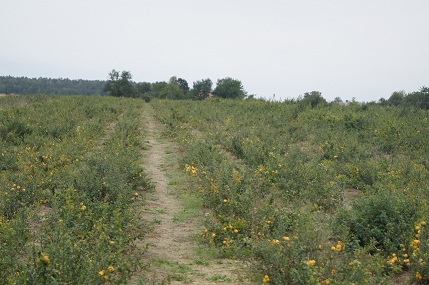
xmin=1 ymin=0 xmax=428 ymax=102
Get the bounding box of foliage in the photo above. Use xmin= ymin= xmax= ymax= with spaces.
xmin=334 ymin=192 xmax=419 ymax=253
xmin=298 ymin=91 xmax=327 ymax=109
xmin=103 ymin=69 xmax=138 ymax=97
xmin=0 ymin=75 xmax=106 ymax=95
xmin=384 ymin=86 xmax=429 ymax=110
xmin=387 ymin=90 xmax=406 ymax=107
xmin=0 ymin=95 xmax=151 ymax=284
xmin=213 ymin=77 xmax=246 ymax=99
xmin=177 ymin=77 xmax=189 ymax=94
xmin=191 ymin=78 xmax=213 ymax=99
xmin=151 ymin=98 xmax=429 ymax=284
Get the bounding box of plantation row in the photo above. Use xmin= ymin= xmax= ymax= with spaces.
xmin=151 ymin=99 xmax=429 ymax=284
xmin=0 ymin=95 xmax=150 ymax=284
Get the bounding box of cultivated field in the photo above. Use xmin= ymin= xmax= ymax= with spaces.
xmin=151 ymin=98 xmax=429 ymax=285
xmin=1 ymin=95 xmax=429 ymax=284
xmin=0 ymin=95 xmax=149 ymax=284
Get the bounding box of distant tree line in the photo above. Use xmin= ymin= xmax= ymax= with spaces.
xmin=2 ymin=72 xmax=427 ymax=109
xmin=281 ymin=88 xmax=429 ymax=111
xmin=0 ymin=76 xmax=106 ymax=95
xmin=379 ymin=86 xmax=429 ymax=110
xmin=0 ymin=71 xmax=248 ymax=102
xmin=103 ymin=69 xmax=247 ymax=101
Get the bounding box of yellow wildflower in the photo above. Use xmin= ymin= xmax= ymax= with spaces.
xmin=42 ymin=255 xmax=50 ymax=265
xmin=307 ymin=259 xmax=316 ymax=266
xmin=262 ymin=274 xmax=270 ymax=283
xmin=416 ymin=272 xmax=423 ymax=280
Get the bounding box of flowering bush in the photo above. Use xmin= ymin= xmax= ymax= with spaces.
xmin=152 ymin=98 xmax=429 ymax=284
xmin=0 ymin=95 xmax=151 ymax=284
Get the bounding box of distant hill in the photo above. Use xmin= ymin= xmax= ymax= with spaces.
xmin=0 ymin=76 xmax=107 ymax=95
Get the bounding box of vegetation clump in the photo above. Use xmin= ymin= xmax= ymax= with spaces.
xmin=152 ymin=97 xmax=429 ymax=284
xmin=0 ymin=95 xmax=151 ymax=284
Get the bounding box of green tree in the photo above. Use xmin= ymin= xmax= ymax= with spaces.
xmin=387 ymin=90 xmax=406 ymax=106
xmin=404 ymin=86 xmax=429 ymax=110
xmin=299 ymin=91 xmax=327 ymax=108
xmin=103 ymin=69 xmax=137 ymax=97
xmin=192 ymin=78 xmax=212 ymax=99
xmin=333 ymin=97 xmax=343 ymax=104
xmin=159 ymin=77 xmax=185 ymax=100
xmin=213 ymin=77 xmax=246 ymax=99
xmin=136 ymin=82 xmax=151 ymax=94
xmin=177 ymin=78 xmax=189 ymax=95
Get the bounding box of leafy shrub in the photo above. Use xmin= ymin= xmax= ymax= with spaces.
xmin=334 ymin=192 xmax=419 ymax=254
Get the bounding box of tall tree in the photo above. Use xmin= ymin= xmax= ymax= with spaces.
xmin=159 ymin=77 xmax=185 ymax=99
xmin=103 ymin=69 xmax=137 ymax=97
xmin=192 ymin=78 xmax=212 ymax=99
xmin=387 ymin=90 xmax=406 ymax=106
xmin=136 ymin=82 xmax=151 ymax=94
xmin=405 ymin=86 xmax=429 ymax=110
xmin=214 ymin=77 xmax=246 ymax=99
xmin=177 ymin=78 xmax=189 ymax=95
xmin=299 ymin=91 xmax=327 ymax=108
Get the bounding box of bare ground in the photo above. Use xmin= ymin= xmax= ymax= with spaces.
xmin=130 ymin=104 xmax=254 ymax=285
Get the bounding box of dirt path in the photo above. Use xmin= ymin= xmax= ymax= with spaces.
xmin=131 ymin=104 xmax=254 ymax=285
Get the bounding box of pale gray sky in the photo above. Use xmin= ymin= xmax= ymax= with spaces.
xmin=1 ymin=0 xmax=428 ymax=102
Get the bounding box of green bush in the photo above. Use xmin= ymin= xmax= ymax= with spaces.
xmin=335 ymin=192 xmax=419 ymax=254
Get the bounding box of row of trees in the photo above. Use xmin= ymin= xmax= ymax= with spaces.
xmin=1 ymin=72 xmax=427 ymax=109
xmin=380 ymin=86 xmax=429 ymax=110
xmin=282 ymin=88 xmax=429 ymax=111
xmin=102 ymin=69 xmax=247 ymax=101
xmin=0 ymin=76 xmax=106 ymax=95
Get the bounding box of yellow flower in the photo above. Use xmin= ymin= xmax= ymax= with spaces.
xmin=283 ymin=236 xmax=290 ymax=242
xmin=388 ymin=256 xmax=398 ymax=264
xmin=42 ymin=255 xmax=50 ymax=265
xmin=99 ymin=270 xmax=105 ymax=276
xmin=234 ymin=229 xmax=239 ymax=233
xmin=108 ymin=266 xmax=114 ymax=272
xmin=211 ymin=232 xmax=216 ymax=238
xmin=334 ymin=241 xmax=343 ymax=252
xmin=262 ymin=274 xmax=270 ymax=283
xmin=307 ymin=259 xmax=316 ymax=266
xmin=416 ymin=272 xmax=423 ymax=280
xmin=109 ymin=241 xmax=115 ymax=245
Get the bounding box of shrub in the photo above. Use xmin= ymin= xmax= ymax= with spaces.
xmin=334 ymin=192 xmax=419 ymax=254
